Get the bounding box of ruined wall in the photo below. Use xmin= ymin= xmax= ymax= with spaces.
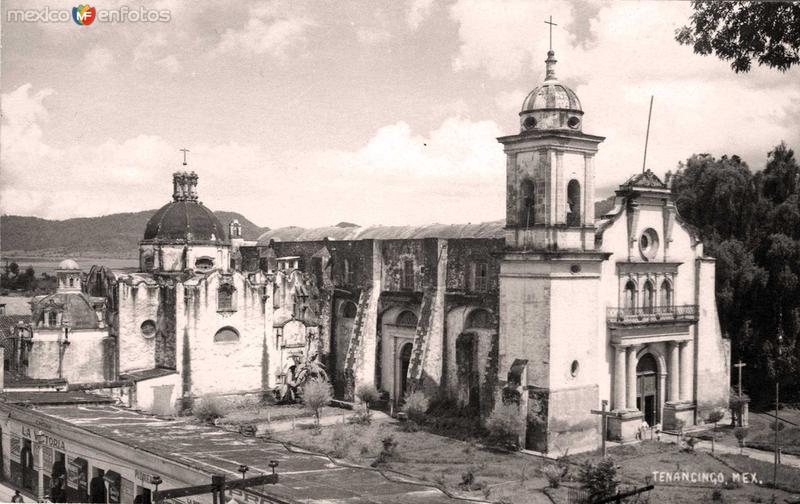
xmin=694 ymin=258 xmax=730 ymax=417
xmin=175 ymin=271 xmax=269 ymax=402
xmin=117 ymin=278 xmax=160 ymax=373
xmin=444 ymin=239 xmax=503 ymax=292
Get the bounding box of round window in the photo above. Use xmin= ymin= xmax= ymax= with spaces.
xmin=639 ymin=228 xmax=660 ymax=260
xmin=567 ymin=116 xmax=581 ymax=129
xmin=140 ymin=320 xmax=157 ymax=338
xmin=523 ymin=116 xmax=537 ymax=130
xmin=570 ymin=360 xmax=580 ymax=377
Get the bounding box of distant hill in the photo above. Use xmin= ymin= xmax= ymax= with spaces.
xmin=1 ymin=211 xmax=269 ymax=258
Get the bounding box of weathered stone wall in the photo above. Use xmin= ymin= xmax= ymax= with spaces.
xmin=174 ymin=271 xmax=269 ymax=402
xmin=444 ymin=238 xmax=503 ymax=292
xmin=28 ymin=329 xmax=107 ymax=383
xmin=117 ymin=279 xmax=160 ymax=373
xmin=694 ymin=257 xmax=730 ymax=417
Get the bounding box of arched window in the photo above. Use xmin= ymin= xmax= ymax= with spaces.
xmin=401 ymin=259 xmax=415 ymax=291
xmin=143 ymin=254 xmax=155 ymax=271
xmin=341 ymin=301 xmax=357 ymax=319
xmin=47 ymin=311 xmax=58 ymax=327
xmin=623 ymin=281 xmax=637 ymax=315
xmin=520 ymin=179 xmax=536 ymax=227
xmin=643 ymin=280 xmax=655 ymax=314
xmin=343 ymin=258 xmax=353 ymax=285
xmin=471 ymin=261 xmax=489 ymax=292
xmin=396 ymin=310 xmax=418 ymax=328
xmin=68 ymin=278 xmax=74 ymax=288
xmin=567 ymin=180 xmax=581 ymax=226
xmin=214 ymin=326 xmax=240 ymax=343
xmin=195 ymin=257 xmax=214 ymax=272
xmin=218 ymin=284 xmax=236 ymax=312
xmin=660 ymin=280 xmax=673 ymax=310
xmin=465 ymin=309 xmax=493 ymax=329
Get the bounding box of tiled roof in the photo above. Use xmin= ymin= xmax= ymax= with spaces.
xmin=257 ymin=221 xmax=505 ymax=244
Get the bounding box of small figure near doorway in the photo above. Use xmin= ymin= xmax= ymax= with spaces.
xmin=11 ymin=490 xmax=24 ymax=502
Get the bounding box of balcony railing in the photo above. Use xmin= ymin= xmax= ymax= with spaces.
xmin=607 ymin=305 xmax=698 ymax=325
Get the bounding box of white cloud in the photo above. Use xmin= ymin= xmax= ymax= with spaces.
xmin=213 ymin=4 xmax=314 ymax=58
xmin=356 ymin=27 xmax=391 ymax=45
xmin=83 ymin=47 xmax=114 ymax=74
xmin=0 ymin=84 xmax=505 ymax=227
xmin=408 ymin=0 xmax=435 ymax=30
xmin=449 ymin=0 xmax=800 ymax=193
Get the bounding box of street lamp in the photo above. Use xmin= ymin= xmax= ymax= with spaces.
xmin=152 ymin=475 xmax=163 ymax=500
xmin=773 ymin=330 xmax=783 ymax=488
xmin=268 ymin=460 xmax=279 ymax=476
xmin=238 ymin=465 xmax=249 ymax=479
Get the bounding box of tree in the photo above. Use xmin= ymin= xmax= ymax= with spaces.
xmin=706 ymin=409 xmax=725 ymax=454
xmin=676 ymin=1 xmax=800 ymax=73
xmin=578 ymin=459 xmax=619 ymax=500
xmin=733 ymin=427 xmax=748 ymax=455
xmin=355 ymin=383 xmax=379 ymax=420
xmin=302 ymin=378 xmax=332 ymax=428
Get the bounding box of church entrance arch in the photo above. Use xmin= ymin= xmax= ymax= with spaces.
xmin=636 ymin=353 xmax=658 ymax=426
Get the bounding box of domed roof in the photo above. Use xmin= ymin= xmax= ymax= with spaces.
xmin=521 ymin=50 xmax=581 ymax=113
xmin=521 ymin=82 xmax=582 ymax=113
xmin=57 ymin=259 xmax=81 ymax=271
xmin=142 ymin=171 xmax=227 ymax=244
xmin=144 ymin=200 xmax=227 ymax=243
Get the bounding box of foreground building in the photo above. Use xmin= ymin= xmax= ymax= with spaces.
xmin=5 ymin=48 xmax=729 ymax=454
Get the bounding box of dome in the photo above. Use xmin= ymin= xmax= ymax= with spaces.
xmin=520 ymin=83 xmax=582 ymax=113
xmin=57 ymin=259 xmax=81 ymax=271
xmin=142 ymin=171 xmax=227 ymax=244
xmin=144 ymin=200 xmax=227 ymax=243
xmin=519 ymin=50 xmax=584 ymax=133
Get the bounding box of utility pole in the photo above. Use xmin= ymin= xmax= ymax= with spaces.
xmin=774 ymin=331 xmax=783 ymax=488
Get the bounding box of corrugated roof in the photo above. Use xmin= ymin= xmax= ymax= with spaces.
xmin=257 ymin=221 xmax=505 ymax=244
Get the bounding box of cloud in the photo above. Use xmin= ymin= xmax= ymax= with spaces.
xmin=213 ymin=3 xmax=314 ymax=58
xmin=408 ymin=0 xmax=435 ymax=30
xmin=356 ymin=27 xmax=391 ymax=45
xmin=83 ymin=47 xmax=114 ymax=74
xmin=155 ymin=55 xmax=181 ymax=73
xmin=449 ymin=0 xmax=800 ymax=193
xmin=1 ymin=83 xmax=505 ymax=227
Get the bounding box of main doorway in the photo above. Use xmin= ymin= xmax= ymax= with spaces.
xmin=397 ymin=342 xmax=413 ymax=402
xmin=636 ymin=353 xmax=658 ymax=426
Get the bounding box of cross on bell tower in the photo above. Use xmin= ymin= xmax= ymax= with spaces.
xmin=545 ymin=15 xmax=557 ymax=52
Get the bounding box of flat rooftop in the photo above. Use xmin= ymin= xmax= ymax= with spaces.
xmin=32 ymin=402 xmax=455 ymax=504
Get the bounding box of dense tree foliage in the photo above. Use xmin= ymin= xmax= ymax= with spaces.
xmin=671 ymin=143 xmax=800 ymax=404
xmin=676 ymin=1 xmax=800 ymax=73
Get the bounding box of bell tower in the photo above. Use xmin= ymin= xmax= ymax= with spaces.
xmin=497 ymin=29 xmax=610 ymax=454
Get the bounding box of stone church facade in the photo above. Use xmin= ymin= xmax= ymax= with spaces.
xmin=18 ymin=47 xmax=728 ymax=454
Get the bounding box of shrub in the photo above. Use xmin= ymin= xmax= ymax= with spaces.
xmin=356 ymin=383 xmax=380 ymax=418
xmin=458 ymin=467 xmax=484 ymax=491
xmin=541 ymin=464 xmax=564 ymax=488
xmin=330 ymin=425 xmax=351 ymax=458
xmin=734 ymin=427 xmax=748 ymax=454
xmin=302 ymin=378 xmax=332 ymax=427
xmin=347 ymin=409 xmax=371 ymax=425
xmin=486 ymin=403 xmax=523 ymax=450
xmin=371 ymin=435 xmax=398 ymax=466
xmin=578 ymin=459 xmax=619 ymax=499
xmin=193 ymin=396 xmax=226 ymax=423
xmin=402 ymin=391 xmax=430 ymax=424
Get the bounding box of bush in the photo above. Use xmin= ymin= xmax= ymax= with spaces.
xmin=302 ymin=378 xmax=332 ymax=427
xmin=371 ymin=435 xmax=398 ymax=466
xmin=402 ymin=391 xmax=430 ymax=424
xmin=541 ymin=464 xmax=564 ymax=488
xmin=193 ymin=396 xmax=226 ymax=423
xmin=578 ymin=459 xmax=619 ymax=499
xmin=330 ymin=425 xmax=351 ymax=459
xmin=486 ymin=403 xmax=523 ymax=450
xmin=356 ymin=383 xmax=379 ymax=411
xmin=347 ymin=409 xmax=371 ymax=425
xmin=734 ymin=427 xmax=748 ymax=454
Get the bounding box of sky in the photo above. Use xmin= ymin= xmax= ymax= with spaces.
xmin=2 ymin=0 xmax=799 ymax=229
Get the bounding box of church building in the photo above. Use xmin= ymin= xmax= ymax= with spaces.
xmin=27 ymin=44 xmax=728 ymax=454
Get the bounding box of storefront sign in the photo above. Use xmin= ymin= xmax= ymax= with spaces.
xmin=135 ymin=469 xmax=161 ymax=485
xmin=22 ymin=426 xmax=66 ymax=451
xmin=120 ymin=478 xmax=134 ymax=503
xmin=10 ymin=435 xmax=21 ymax=461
